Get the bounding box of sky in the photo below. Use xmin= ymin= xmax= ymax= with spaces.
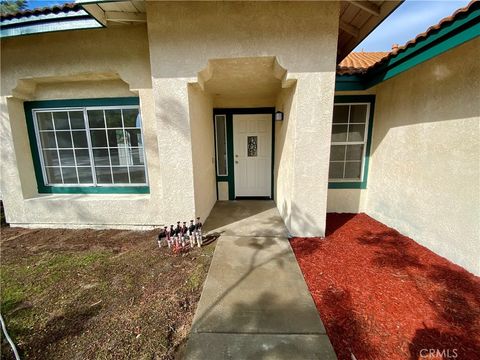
xmin=24 ymin=0 xmax=72 ymax=9
xmin=354 ymin=0 xmax=471 ymax=52
xmin=24 ymin=0 xmax=471 ymax=53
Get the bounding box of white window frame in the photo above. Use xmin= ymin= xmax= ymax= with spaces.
xmin=32 ymin=105 xmax=149 ymax=187
xmin=329 ymin=102 xmax=371 ymax=182
xmin=214 ymin=114 xmax=228 ymax=177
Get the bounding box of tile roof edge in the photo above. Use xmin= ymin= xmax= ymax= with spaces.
xmin=336 ymin=0 xmax=478 ymax=75
xmin=1 ymin=3 xmax=80 ymax=21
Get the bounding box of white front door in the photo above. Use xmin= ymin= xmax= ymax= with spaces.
xmin=233 ymin=114 xmax=272 ymax=197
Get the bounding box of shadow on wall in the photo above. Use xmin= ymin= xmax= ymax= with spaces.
xmin=278 ymin=200 xmax=321 ymax=238
xmin=156 ymin=96 xmax=191 ymax=140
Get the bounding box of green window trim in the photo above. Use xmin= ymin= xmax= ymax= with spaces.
xmin=24 ymin=97 xmax=149 ymax=194
xmin=328 ymin=95 xmax=375 ymax=190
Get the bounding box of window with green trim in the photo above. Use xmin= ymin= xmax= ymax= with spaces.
xmin=329 ymin=103 xmax=370 ymax=182
xmin=31 ymin=105 xmax=148 ymax=187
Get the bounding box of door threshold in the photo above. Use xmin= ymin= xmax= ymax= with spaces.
xmin=235 ymin=196 xmax=272 ymax=200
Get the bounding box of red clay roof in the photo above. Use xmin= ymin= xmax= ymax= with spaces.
xmin=337 ymin=52 xmax=389 ymax=75
xmin=1 ymin=2 xmax=79 ymax=21
xmin=337 ymin=0 xmax=478 ymax=75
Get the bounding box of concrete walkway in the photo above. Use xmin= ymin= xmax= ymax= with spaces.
xmin=185 ymin=201 xmax=336 ymax=359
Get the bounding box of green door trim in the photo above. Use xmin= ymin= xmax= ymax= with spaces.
xmin=213 ymin=108 xmax=275 ymax=201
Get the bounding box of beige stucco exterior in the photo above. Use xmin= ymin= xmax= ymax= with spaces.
xmin=367 ymin=38 xmax=480 ymax=275
xmin=145 ymin=1 xmax=340 ymax=236
xmin=329 ymin=39 xmax=480 ymax=275
xmin=1 ymin=1 xmax=339 ymax=237
xmin=0 ymin=25 xmax=167 ymax=228
xmin=1 ymin=2 xmax=477 ymax=274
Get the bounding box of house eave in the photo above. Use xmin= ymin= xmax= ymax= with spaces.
xmin=336 ymin=2 xmax=480 ymax=91
xmin=0 ymin=9 xmax=103 ymax=38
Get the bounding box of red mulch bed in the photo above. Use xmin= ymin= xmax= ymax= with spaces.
xmin=290 ymin=213 xmax=480 ymax=360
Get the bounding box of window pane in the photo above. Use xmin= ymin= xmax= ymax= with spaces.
xmin=329 ymin=162 xmax=344 ymax=179
xmin=46 ymin=167 xmax=62 ymax=184
xmin=69 ymin=111 xmax=85 ymax=129
xmin=348 ymin=124 xmax=366 ymax=142
xmin=112 ymin=167 xmax=129 ymax=183
xmin=333 ymin=105 xmax=349 ymax=124
xmin=77 ymin=167 xmax=93 ymax=184
xmin=131 ymin=148 xmax=144 ymax=165
xmin=37 ymin=112 xmax=53 ymax=130
xmin=43 ymin=150 xmax=59 ymax=166
xmin=72 ymin=131 xmax=88 ymax=147
xmin=62 ymin=167 xmax=78 ymax=184
xmin=75 ymin=149 xmax=91 ymax=166
xmin=129 ymin=166 xmax=146 ymax=183
xmin=56 ymin=131 xmax=73 ymax=148
xmin=105 ymin=109 xmax=122 ymax=128
xmin=40 ymin=132 xmax=56 ymax=148
xmin=346 ymin=145 xmax=364 ymax=161
xmin=53 ymin=112 xmax=69 ymax=130
xmin=350 ymin=105 xmax=367 ymax=123
xmin=95 ymin=167 xmax=112 ymax=184
xmin=34 ymin=105 xmax=147 ymax=188
xmin=123 ymin=109 xmax=140 ymax=127
xmin=125 ymin=129 xmax=142 ymax=146
xmin=345 ymin=161 xmax=362 ymax=179
xmin=331 ymin=125 xmax=348 ymax=142
xmin=115 ymin=147 xmax=133 ymax=166
xmin=107 ymin=129 xmax=124 ymax=147
xmin=330 ymin=145 xmax=346 ymax=161
xmin=90 ymin=130 xmax=108 ymax=147
xmin=87 ymin=110 xmax=105 ymax=128
xmin=109 ymin=148 xmax=119 ymax=165
xmin=215 ymin=115 xmax=227 ymax=175
xmin=59 ymin=149 xmax=75 ymax=166
xmin=93 ymin=149 xmax=110 ymax=166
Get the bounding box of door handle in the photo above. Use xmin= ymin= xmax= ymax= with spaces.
xmin=235 ymin=161 xmax=239 ymax=164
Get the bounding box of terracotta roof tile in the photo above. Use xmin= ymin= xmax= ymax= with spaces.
xmin=1 ymin=3 xmax=79 ymax=21
xmin=337 ymin=0 xmax=478 ymax=75
xmin=337 ymin=52 xmax=389 ymax=75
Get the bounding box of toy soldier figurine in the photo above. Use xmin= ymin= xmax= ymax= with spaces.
xmin=188 ymin=220 xmax=196 ymax=247
xmin=195 ymin=217 xmax=203 ymax=247
xmin=157 ymin=227 xmax=166 ymax=248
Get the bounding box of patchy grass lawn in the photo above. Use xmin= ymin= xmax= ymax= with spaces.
xmin=291 ymin=213 xmax=480 ymax=360
xmin=0 ymin=223 xmax=215 ymax=359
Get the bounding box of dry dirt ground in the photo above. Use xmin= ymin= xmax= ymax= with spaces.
xmin=0 ymin=221 xmax=215 ymax=360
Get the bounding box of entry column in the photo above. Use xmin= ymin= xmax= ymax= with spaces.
xmin=289 ymin=72 xmax=335 ymax=237
xmin=152 ymin=78 xmax=196 ymax=223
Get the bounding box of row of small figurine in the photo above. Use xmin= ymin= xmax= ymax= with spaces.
xmin=157 ymin=217 xmax=203 ymax=252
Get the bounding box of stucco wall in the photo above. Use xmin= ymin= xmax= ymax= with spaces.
xmin=145 ymin=1 xmax=339 ymax=236
xmin=274 ymin=85 xmax=296 ymax=232
xmin=188 ymin=83 xmax=216 ymax=222
xmin=366 ymin=38 xmax=480 ymax=275
xmin=327 ymin=189 xmax=368 ymax=213
xmin=1 ymin=2 xmax=339 ymax=235
xmin=0 ymin=25 xmax=167 ymax=228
